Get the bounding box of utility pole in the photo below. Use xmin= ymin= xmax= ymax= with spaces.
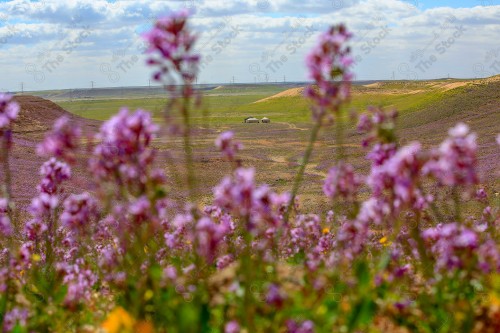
xmin=91 ymin=81 xmax=94 ymax=89
xmin=20 ymin=82 xmax=24 ymax=95
xmin=283 ymin=75 xmax=286 ymax=83
xmin=232 ymin=76 xmax=235 ymax=84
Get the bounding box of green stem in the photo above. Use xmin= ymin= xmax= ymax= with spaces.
xmin=452 ymin=186 xmax=461 ymax=221
xmin=0 ymin=131 xmax=13 ymax=330
xmin=411 ymin=211 xmax=432 ymax=278
xmin=181 ymin=96 xmax=197 ymax=201
xmin=284 ymin=120 xmax=322 ymax=223
xmin=241 ymin=215 xmax=256 ymax=332
xmin=1 ymin=131 xmax=12 ymax=200
xmin=335 ymin=114 xmax=346 ymax=163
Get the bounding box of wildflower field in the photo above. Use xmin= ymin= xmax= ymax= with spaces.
xmin=1 ymin=11 xmax=500 ymax=333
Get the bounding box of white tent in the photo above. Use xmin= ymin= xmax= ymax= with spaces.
xmin=245 ymin=117 xmax=259 ymax=123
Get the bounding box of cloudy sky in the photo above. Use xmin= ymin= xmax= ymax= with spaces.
xmin=0 ymin=0 xmax=499 ymax=91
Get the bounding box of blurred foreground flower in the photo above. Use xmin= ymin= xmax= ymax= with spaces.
xmin=304 ymin=24 xmax=353 ymax=121
xmin=0 ymin=93 xmax=19 ymax=129
xmin=142 ymin=9 xmax=199 ymax=84
xmin=101 ymin=307 xmax=135 ymax=333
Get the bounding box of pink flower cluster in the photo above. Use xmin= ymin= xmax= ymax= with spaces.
xmin=142 ymin=10 xmax=199 ymax=83
xmin=422 ymin=223 xmax=500 ymax=274
xmin=195 ymin=216 xmax=231 ymax=264
xmin=367 ymin=142 xmax=430 ymax=212
xmin=304 ymin=24 xmax=353 ymax=120
xmin=214 ymin=167 xmax=289 ymax=233
xmin=0 ymin=93 xmax=19 ymax=129
xmin=61 ymin=260 xmax=97 ymax=307
xmin=0 ymin=198 xmax=12 ymax=236
xmin=357 ymin=106 xmax=398 ymax=146
xmin=90 ymin=108 xmax=158 ymax=185
xmin=424 ymin=123 xmax=478 ymax=186
xmin=2 ymin=307 xmax=28 ymax=332
xmin=37 ymin=116 xmax=81 ymax=163
xmin=215 ymin=131 xmax=243 ymax=160
xmin=224 ymin=320 xmax=240 ymax=333
xmin=37 ymin=157 xmax=71 ymax=195
xmin=25 ymin=158 xmax=71 ymax=241
xmin=323 ymin=163 xmax=361 ymax=200
xmin=286 ymin=319 xmax=315 ymax=333
xmin=61 ymin=192 xmax=98 ymax=233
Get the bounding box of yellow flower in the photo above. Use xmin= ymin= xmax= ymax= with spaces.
xmin=135 ymin=321 xmax=155 ymax=333
xmin=316 ymin=305 xmax=327 ymax=315
xmin=32 ymin=254 xmax=41 ymax=262
xmin=102 ymin=307 xmax=135 ymax=333
xmin=341 ymin=300 xmax=350 ymax=312
xmin=322 ymin=228 xmax=330 ymax=234
xmin=489 ymin=293 xmax=500 ymax=307
xmin=379 ymin=236 xmax=392 ymax=247
xmin=144 ymin=290 xmax=154 ymax=301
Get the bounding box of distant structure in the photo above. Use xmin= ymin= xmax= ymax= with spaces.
xmin=244 ymin=117 xmax=259 ymax=123
xmin=261 ymin=117 xmax=270 ymax=123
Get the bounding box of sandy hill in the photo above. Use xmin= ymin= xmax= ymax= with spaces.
xmin=12 ymin=95 xmax=99 ymax=135
xmin=397 ymin=79 xmax=500 ymax=181
xmin=253 ymin=87 xmax=305 ymax=103
xmin=5 ymin=96 xmax=101 ymax=206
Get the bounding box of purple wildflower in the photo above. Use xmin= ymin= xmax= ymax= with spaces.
xmin=367 ymin=142 xmax=430 ymax=212
xmin=0 ymin=198 xmax=12 ymax=236
xmin=142 ymin=10 xmax=199 ymax=84
xmin=59 ymin=259 xmax=98 ymax=307
xmin=38 ymin=158 xmax=71 ymax=194
xmin=0 ymin=93 xmax=19 ymax=129
xmin=90 ymin=108 xmax=158 ymax=184
xmin=286 ymin=319 xmax=315 ymax=333
xmin=323 ymin=163 xmax=361 ymax=200
xmin=266 ymin=283 xmax=286 ymax=308
xmin=128 ymin=196 xmax=151 ymax=223
xmin=60 ymin=192 xmax=98 ymax=231
xmin=304 ymin=24 xmax=353 ymax=120
xmin=215 ymin=131 xmax=242 ymax=160
xmin=422 ymin=223 xmax=500 ymax=274
xmin=224 ymin=320 xmax=240 ymax=333
xmin=37 ymin=116 xmax=82 ymax=163
xmin=2 ymin=307 xmax=28 ymax=332
xmin=195 ymin=217 xmax=228 ymax=264
xmin=216 ymin=254 xmax=234 ymax=270
xmin=424 ymin=123 xmax=478 ymax=186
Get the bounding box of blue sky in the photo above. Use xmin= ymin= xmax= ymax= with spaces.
xmin=0 ymin=0 xmax=499 ymax=91
xmin=418 ymin=0 xmax=497 ymax=9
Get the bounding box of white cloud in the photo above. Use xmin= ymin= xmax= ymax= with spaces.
xmin=0 ymin=0 xmax=499 ymax=91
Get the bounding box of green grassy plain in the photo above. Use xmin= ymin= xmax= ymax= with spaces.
xmin=51 ymin=79 xmax=499 ymax=210
xmin=57 ymin=81 xmax=462 ymax=125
